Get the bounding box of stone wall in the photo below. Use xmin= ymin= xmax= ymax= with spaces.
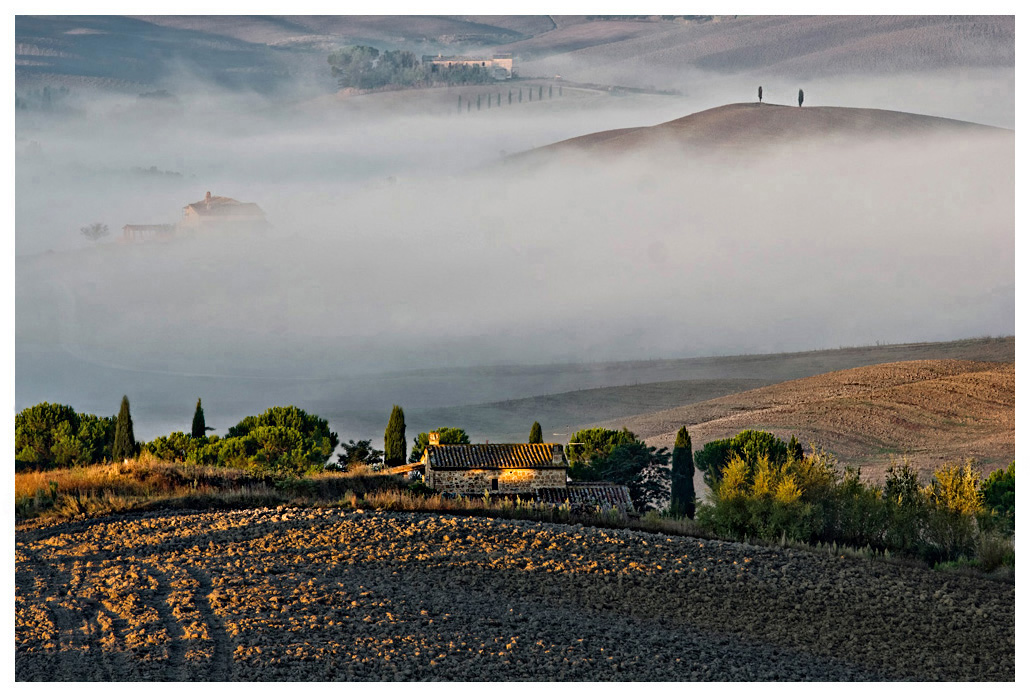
xmin=427 ymin=467 xmax=566 ymax=495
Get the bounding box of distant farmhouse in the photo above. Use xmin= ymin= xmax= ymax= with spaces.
xmin=122 ymin=191 xmax=267 ymax=242
xmin=422 ymin=53 xmax=514 ymax=79
xmin=401 ymin=432 xmax=632 ymax=510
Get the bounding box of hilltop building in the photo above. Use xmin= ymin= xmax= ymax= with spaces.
xmin=422 ymin=53 xmax=514 ymax=79
xmin=121 ymin=191 xmax=267 ymax=242
xmin=180 ymin=191 xmax=267 ymax=231
xmin=405 ymin=432 xmax=633 ymax=510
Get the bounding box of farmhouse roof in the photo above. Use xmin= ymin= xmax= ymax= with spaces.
xmin=425 ymin=443 xmax=567 ymax=470
xmin=184 ymin=193 xmax=265 ymax=218
xmin=535 ymin=483 xmax=633 ymax=509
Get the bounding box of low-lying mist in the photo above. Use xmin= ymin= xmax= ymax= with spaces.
xmin=15 ymin=80 xmax=1014 ymax=439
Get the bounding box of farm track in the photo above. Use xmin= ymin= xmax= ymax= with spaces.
xmin=16 ymin=507 xmax=1014 ymax=681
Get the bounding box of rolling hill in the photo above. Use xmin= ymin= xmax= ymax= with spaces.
xmin=515 ymin=102 xmax=1010 ymax=161
xmin=594 ymin=359 xmax=1014 ymax=481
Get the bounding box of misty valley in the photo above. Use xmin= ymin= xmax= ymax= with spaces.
xmin=15 ymin=14 xmax=1015 ymax=683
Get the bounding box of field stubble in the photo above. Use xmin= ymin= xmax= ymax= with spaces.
xmin=16 ymin=507 xmax=1014 ymax=681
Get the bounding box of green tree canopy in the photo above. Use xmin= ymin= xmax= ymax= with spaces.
xmin=225 ymin=406 xmax=338 ymax=478
xmin=384 ymin=405 xmax=407 ymax=466
xmin=409 ymin=427 xmax=470 ymax=463
xmin=112 ymin=396 xmax=137 ymax=461
xmin=694 ymin=430 xmax=790 ymax=488
xmin=15 ymin=402 xmax=115 ymax=469
xmin=588 ymin=441 xmax=671 ymax=512
xmin=529 ymin=422 xmax=543 ymax=444
xmin=567 ymin=427 xmax=638 ymax=464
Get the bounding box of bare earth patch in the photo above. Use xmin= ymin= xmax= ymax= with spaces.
xmin=16 ymin=507 xmax=1014 ymax=681
xmin=600 ymin=360 xmax=1014 ymax=481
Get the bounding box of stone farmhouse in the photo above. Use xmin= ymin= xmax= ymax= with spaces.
xmin=410 ymin=432 xmax=633 ymax=510
xmin=122 ymin=191 xmax=267 ymax=242
xmin=422 ymin=53 xmax=514 ymax=79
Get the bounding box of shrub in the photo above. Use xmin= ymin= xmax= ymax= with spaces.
xmin=694 ymin=430 xmax=790 ymax=488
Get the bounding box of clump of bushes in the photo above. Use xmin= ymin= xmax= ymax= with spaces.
xmin=142 ymin=406 xmax=338 ymax=480
xmin=695 ymin=432 xmax=1015 ymax=568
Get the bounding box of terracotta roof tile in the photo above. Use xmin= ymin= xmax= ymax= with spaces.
xmin=426 ymin=443 xmax=566 ymax=469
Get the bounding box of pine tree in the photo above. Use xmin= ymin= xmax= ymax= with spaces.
xmin=384 ymin=405 xmax=407 ymax=466
xmin=191 ymin=398 xmax=206 ymax=438
xmin=112 ymin=395 xmax=136 ymax=460
xmin=671 ymin=426 xmax=696 ymax=518
xmin=529 ymin=421 xmax=543 ymax=444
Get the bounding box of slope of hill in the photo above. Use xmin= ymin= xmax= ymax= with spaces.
xmin=596 ymin=360 xmax=1014 ymax=480
xmin=518 ymin=15 xmax=1014 ymax=78
xmin=315 ymin=337 xmax=1015 ymax=448
xmin=517 ymin=102 xmax=1010 ymax=161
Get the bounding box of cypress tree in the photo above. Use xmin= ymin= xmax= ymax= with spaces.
xmin=509 ymin=89 xmax=512 ymax=104
xmin=529 ymin=422 xmax=543 ymax=444
xmin=798 ymin=88 xmax=804 ymax=107
xmin=191 ymin=398 xmax=206 ymax=438
xmin=384 ymin=405 xmax=407 ymax=466
xmin=758 ymin=85 xmax=763 ymax=102
xmin=112 ymin=395 xmax=136 ymax=460
xmin=671 ymin=426 xmax=696 ymax=519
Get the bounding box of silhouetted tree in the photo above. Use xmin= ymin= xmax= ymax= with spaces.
xmin=458 ymin=95 xmax=462 ymax=111
xmin=112 ymin=395 xmax=136 ymax=460
xmin=384 ymin=405 xmax=407 ymax=466
xmin=671 ymin=426 xmax=696 ymax=518
xmin=477 ymin=94 xmax=481 ymax=110
xmin=519 ymin=88 xmax=523 ymax=103
xmin=758 ymin=85 xmax=763 ymax=102
xmin=80 ymin=222 xmax=109 ymax=242
xmin=549 ymin=85 xmax=553 ymax=98
xmin=191 ymin=398 xmax=207 ymax=438
xmin=529 ymin=422 xmax=543 ymax=444
xmin=788 ymin=434 xmax=803 ymax=461
xmin=509 ymin=88 xmax=512 ymax=104
xmin=798 ymin=88 xmax=804 ymax=107
xmin=335 ymin=439 xmax=384 ymax=471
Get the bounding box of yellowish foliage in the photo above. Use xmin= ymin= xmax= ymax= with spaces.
xmin=774 ymin=474 xmax=803 ymax=504
xmin=751 ymin=454 xmax=777 ymax=498
xmin=718 ymin=455 xmax=749 ymax=501
xmin=926 ymin=460 xmax=983 ymax=515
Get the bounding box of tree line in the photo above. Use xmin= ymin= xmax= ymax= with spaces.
xmin=15 ymin=399 xmax=1015 ymax=566
xmin=327 ymin=46 xmax=496 ymax=90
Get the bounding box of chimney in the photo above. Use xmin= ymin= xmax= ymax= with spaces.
xmin=428 ymin=431 xmax=440 ymax=446
xmin=205 ymin=191 xmax=212 ymax=208
xmin=552 ymin=444 xmax=565 ymax=465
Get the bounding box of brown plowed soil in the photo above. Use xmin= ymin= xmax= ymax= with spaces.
xmin=16 ymin=508 xmax=1014 ymax=681
xmin=599 ymin=360 xmax=1014 ymax=480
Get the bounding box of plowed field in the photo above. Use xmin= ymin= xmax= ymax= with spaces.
xmin=16 ymin=507 xmax=1014 ymax=681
